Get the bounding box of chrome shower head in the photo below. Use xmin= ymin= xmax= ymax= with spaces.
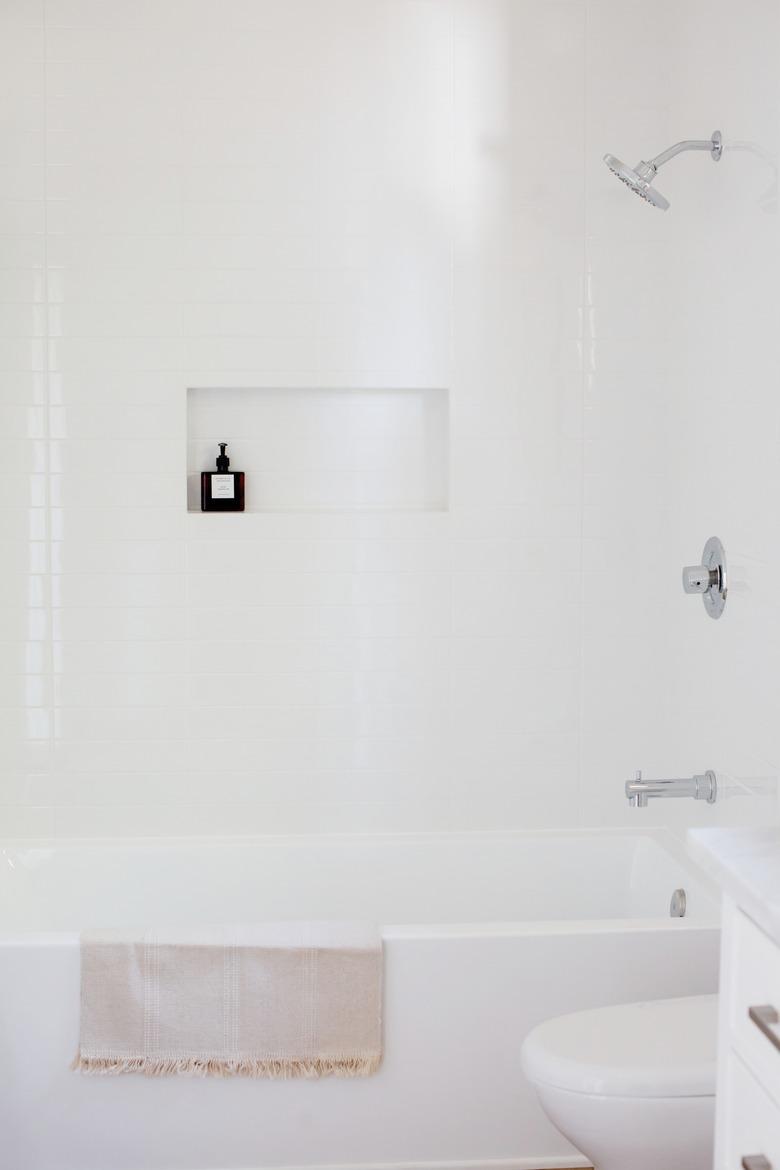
xmin=603 ymin=131 xmax=722 ymax=211
xmin=603 ymin=154 xmax=670 ymax=210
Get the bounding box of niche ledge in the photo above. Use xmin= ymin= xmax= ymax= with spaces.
xmin=187 ymin=386 xmax=449 ymax=513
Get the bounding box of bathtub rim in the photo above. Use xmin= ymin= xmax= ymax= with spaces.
xmin=0 ymin=825 xmax=720 ymax=944
xmin=0 ymin=822 xmax=716 ymax=855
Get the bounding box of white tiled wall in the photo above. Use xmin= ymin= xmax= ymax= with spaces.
xmin=1 ymin=0 xmax=778 ymax=838
xmin=580 ymin=0 xmax=780 ymax=832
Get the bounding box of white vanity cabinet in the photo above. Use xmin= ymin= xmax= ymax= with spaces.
xmin=715 ymin=897 xmax=780 ymax=1170
xmin=686 ymin=827 xmax=780 ymax=1170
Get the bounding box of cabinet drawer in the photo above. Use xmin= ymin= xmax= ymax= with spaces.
xmin=725 ymin=1050 xmax=780 ymax=1170
xmin=730 ymin=909 xmax=780 ymax=1104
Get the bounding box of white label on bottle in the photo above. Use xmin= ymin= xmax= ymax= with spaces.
xmin=211 ymin=475 xmax=235 ymax=500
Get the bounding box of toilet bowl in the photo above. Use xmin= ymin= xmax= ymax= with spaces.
xmin=521 ymin=993 xmax=717 ymax=1170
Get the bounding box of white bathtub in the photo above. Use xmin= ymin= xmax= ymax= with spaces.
xmin=0 ymin=829 xmax=720 ymax=1170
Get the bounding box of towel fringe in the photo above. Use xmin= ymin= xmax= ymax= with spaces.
xmin=71 ymin=1053 xmax=381 ymax=1079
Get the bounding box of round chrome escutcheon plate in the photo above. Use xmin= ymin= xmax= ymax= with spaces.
xmin=702 ymin=535 xmax=727 ymax=619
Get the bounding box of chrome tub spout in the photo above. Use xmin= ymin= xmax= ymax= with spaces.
xmin=625 ymin=769 xmax=717 ymax=808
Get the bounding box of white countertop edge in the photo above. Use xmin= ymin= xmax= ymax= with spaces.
xmin=687 ymin=826 xmax=780 ymax=945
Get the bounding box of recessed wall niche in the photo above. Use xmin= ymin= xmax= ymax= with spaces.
xmin=186 ymin=387 xmax=449 ymax=513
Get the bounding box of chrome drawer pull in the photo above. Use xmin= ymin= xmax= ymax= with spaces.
xmin=742 ymin=1157 xmax=772 ymax=1170
xmin=749 ymin=1004 xmax=780 ymax=1052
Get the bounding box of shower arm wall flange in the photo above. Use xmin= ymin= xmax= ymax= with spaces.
xmin=649 ymin=130 xmax=722 ymax=172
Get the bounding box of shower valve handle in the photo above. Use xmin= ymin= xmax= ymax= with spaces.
xmin=682 ymin=536 xmax=727 ymax=619
xmin=682 ymin=564 xmax=719 ymax=594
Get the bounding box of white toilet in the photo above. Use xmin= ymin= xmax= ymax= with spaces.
xmin=521 ymin=994 xmax=717 ymax=1170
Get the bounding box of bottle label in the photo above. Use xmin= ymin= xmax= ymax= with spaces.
xmin=211 ymin=474 xmax=235 ymax=500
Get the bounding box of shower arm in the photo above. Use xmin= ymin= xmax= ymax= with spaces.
xmin=648 ymin=133 xmax=723 ymax=171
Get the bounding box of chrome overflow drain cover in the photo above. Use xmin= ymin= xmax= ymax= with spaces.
xmin=670 ymin=888 xmax=687 ymax=918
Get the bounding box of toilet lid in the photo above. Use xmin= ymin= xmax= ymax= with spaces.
xmin=521 ymin=994 xmax=718 ymax=1099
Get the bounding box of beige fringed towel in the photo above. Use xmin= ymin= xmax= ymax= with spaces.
xmin=73 ymin=923 xmax=382 ymax=1078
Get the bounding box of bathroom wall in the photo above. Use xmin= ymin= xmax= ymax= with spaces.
xmin=580 ymin=0 xmax=780 ymax=831
xmin=1 ymin=0 xmax=777 ymax=838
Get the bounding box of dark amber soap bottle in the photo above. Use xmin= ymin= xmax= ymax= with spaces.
xmin=201 ymin=443 xmax=245 ymax=512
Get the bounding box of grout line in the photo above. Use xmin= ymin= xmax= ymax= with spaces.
xmin=41 ymin=2 xmax=57 ymax=832
xmin=445 ymin=0 xmax=456 ymax=818
xmin=576 ymin=2 xmax=590 ymax=830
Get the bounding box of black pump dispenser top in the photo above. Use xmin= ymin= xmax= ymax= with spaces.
xmin=216 ymin=443 xmax=230 ymax=472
